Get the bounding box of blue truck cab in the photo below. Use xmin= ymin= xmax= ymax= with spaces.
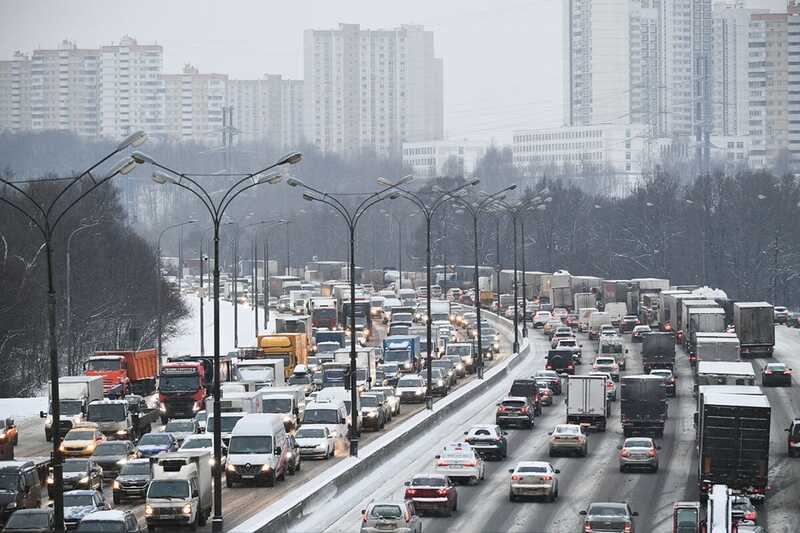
xmin=381 ymin=335 xmax=421 ymax=373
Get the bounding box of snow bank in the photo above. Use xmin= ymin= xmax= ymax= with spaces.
xmin=0 ymin=397 xmax=47 ymax=421
xmin=691 ymin=286 xmax=728 ymax=300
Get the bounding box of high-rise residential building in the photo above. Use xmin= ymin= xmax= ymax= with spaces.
xmin=227 ymin=74 xmax=304 ymax=149
xmin=303 ymin=23 xmax=443 ymax=157
xmin=0 ymin=51 xmax=31 ymax=133
xmin=26 ymin=40 xmax=100 ymax=136
xmin=162 ymin=64 xmax=227 ymax=145
xmin=99 ymin=36 xmax=165 ymax=140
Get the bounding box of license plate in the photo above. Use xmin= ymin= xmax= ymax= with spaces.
xmin=377 ymin=523 xmax=396 ymax=530
xmin=450 ymin=464 xmax=463 ymax=469
xmin=242 ymin=475 xmax=255 ymax=479
xmin=160 ymin=514 xmax=176 ymax=519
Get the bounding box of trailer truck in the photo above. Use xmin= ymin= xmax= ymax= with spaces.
xmin=694 ymin=333 xmax=740 ymax=366
xmin=641 ymin=332 xmax=676 ymax=373
xmin=565 ymin=374 xmax=609 ymax=432
xmin=621 ymin=375 xmax=667 ymax=437
xmin=84 ymin=349 xmax=158 ymax=396
xmin=158 ymin=360 xmax=207 ymax=423
xmin=382 ymin=335 xmax=421 ymax=373
xmin=685 ymin=308 xmax=726 ymax=355
xmin=41 ymin=376 xmax=104 ymax=441
xmin=733 ymin=302 xmax=775 ymax=357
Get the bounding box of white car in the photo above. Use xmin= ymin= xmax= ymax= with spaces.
xmin=590 ymin=371 xmax=617 ymax=401
xmin=508 ymin=461 xmax=560 ymax=502
xmin=371 ymin=386 xmax=401 ymax=416
xmin=533 ymin=311 xmax=552 ymax=328
xmin=435 ymin=443 xmax=485 ymax=484
xmin=180 ymin=434 xmax=227 ymax=466
xmin=396 ymin=375 xmax=427 ymax=404
xmin=294 ymin=426 xmax=336 ymax=459
xmin=593 ymin=356 xmax=620 ymax=381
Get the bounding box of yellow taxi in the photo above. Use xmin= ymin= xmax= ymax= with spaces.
xmin=60 ymin=423 xmax=106 ymax=457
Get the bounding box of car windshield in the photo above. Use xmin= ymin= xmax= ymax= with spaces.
xmin=398 ymin=378 xmax=423 ymax=387
xmin=121 ymin=462 xmax=151 ymax=476
xmin=792 ymin=424 xmax=800 ymax=437
xmin=589 ymin=505 xmax=628 ymax=517
xmin=370 ymin=505 xmax=403 ymax=519
xmin=517 ymin=465 xmax=547 ymax=473
xmin=148 ymin=479 xmax=189 ymax=499
xmin=181 ymin=438 xmax=212 ymax=450
xmin=443 ymin=449 xmax=474 ymax=459
xmin=0 ymin=473 xmax=19 ymax=490
xmin=228 ymin=435 xmax=272 ymax=454
xmin=411 ymin=476 xmax=446 ymax=487
xmin=77 ymin=522 xmax=124 ymax=533
xmin=60 ymin=400 xmax=84 ymax=416
xmin=379 ymin=364 xmax=399 ymax=373
xmin=555 ymin=426 xmax=580 ymax=435
xmin=65 ymin=430 xmax=95 ymax=441
xmin=651 ymin=371 xmax=671 ymax=378
xmin=139 ymin=434 xmax=171 ymax=446
xmin=447 ymin=345 xmax=471 ymax=356
xmin=93 ymin=442 xmax=129 ymax=456
xmin=502 ymin=400 xmax=526 ymax=408
xmin=165 ymin=421 xmax=194 ymax=433
xmin=676 ymin=508 xmax=698 ymax=527
xmin=62 ymin=461 xmax=89 ymax=473
xmin=297 ymin=428 xmax=326 ymax=439
xmin=262 ymin=398 xmax=293 ymax=413
xmin=87 ymin=403 xmax=126 ymax=422
xmin=288 ymin=374 xmax=312 ymax=385
xmin=5 ymin=512 xmax=50 ymax=528
xmin=625 ymin=439 xmax=653 ymax=448
xmin=63 ymin=494 xmax=95 ymax=507
xmin=85 ymin=359 xmax=121 ymax=371
xmin=159 ymin=374 xmax=200 ymax=392
xmin=207 ymin=416 xmax=243 ymax=433
xmin=361 ymin=396 xmax=379 ymax=407
xmin=596 ymin=358 xmax=615 ymax=365
xmin=303 ymin=408 xmax=340 ymax=424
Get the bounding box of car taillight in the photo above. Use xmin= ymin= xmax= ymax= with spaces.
xmin=648 ymin=449 xmax=657 ymax=457
xmin=584 ymin=523 xmax=593 ymax=532
xmin=437 ymin=488 xmax=448 ymax=496
xmin=546 ymin=363 xmax=553 ymax=369
xmin=437 ymin=461 xmax=449 ymax=466
xmin=497 ymin=406 xmax=507 ymax=413
xmin=464 ymin=461 xmax=476 ymax=467
xmin=406 ymin=488 xmax=416 ymax=497
xmin=744 ymin=511 xmax=756 ymax=521
xmin=511 ymin=474 xmax=521 ymax=481
xmin=541 ymin=475 xmax=553 ymax=481
xmin=620 ymin=449 xmax=630 ymax=457
xmin=765 ymin=370 xmax=773 ymax=374
xmin=520 ymin=406 xmax=529 ymax=413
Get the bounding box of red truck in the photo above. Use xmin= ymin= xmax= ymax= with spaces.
xmin=158 ymin=361 xmax=206 ymax=423
xmin=84 ymin=349 xmax=158 ymax=397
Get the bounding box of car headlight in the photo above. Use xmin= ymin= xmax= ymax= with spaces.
xmin=226 ymin=463 xmax=236 ymax=472
xmin=330 ymin=430 xmax=340 ymax=438
xmin=208 ymin=458 xmax=216 ymax=466
xmin=182 ymin=504 xmax=192 ymax=515
xmin=145 ymin=505 xmax=153 ymax=516
xmin=159 ymin=402 xmax=166 ymax=413
xmin=59 ymin=444 xmax=66 ymax=452
xmin=116 ymin=430 xmax=128 ymax=436
xmin=404 ymin=362 xmax=412 ymax=369
xmin=113 ymin=480 xmax=120 ymax=489
xmin=416 ymin=390 xmax=424 ymax=395
xmin=366 ymin=411 xmax=377 ymax=418
xmin=79 ymin=476 xmax=89 ymax=484
xmin=46 ymin=415 xmax=53 ymax=425
xmin=260 ymin=464 xmax=272 ymax=472
xmin=47 ymin=476 xmax=54 ymax=485
xmin=117 ymin=458 xmax=127 ymax=465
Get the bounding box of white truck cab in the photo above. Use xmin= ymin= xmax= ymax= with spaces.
xmin=145 ymin=450 xmax=212 ymax=530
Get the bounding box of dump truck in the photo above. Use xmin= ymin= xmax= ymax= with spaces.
xmin=84 ymin=349 xmax=158 ymax=396
xmin=254 ymin=333 xmax=308 ymax=378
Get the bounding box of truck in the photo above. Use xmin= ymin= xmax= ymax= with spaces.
xmin=551 ymin=286 xmax=572 ymax=310
xmin=565 ymin=374 xmax=609 ymax=431
xmin=733 ymin=302 xmax=775 ymax=357
xmin=253 ymin=333 xmax=308 ymax=377
xmin=697 ymin=392 xmax=770 ymax=500
xmin=157 ymin=361 xmax=206 ymax=424
xmin=657 ymin=290 xmax=690 ymax=329
xmin=41 ymin=376 xmax=104 ymax=441
xmin=429 ymin=300 xmax=451 ymax=323
xmin=620 ymin=375 xmax=667 ymax=437
xmin=685 ymin=307 xmax=726 ymax=355
xmin=588 ymin=311 xmax=611 ymax=340
xmin=695 ymin=361 xmax=757 ymax=394
xmin=678 ymin=299 xmax=719 ymax=335
xmin=289 ymin=289 xmax=312 ymax=315
xmin=381 ymin=335 xmax=421 ymax=373
xmin=577 ymin=307 xmax=595 ymax=333
xmin=603 ymin=302 xmax=627 ymax=326
xmin=84 ymin=349 xmax=158 ymax=396
xmin=260 ymin=386 xmax=306 ymax=430
xmin=341 ymin=298 xmax=372 ymax=335
xmin=310 ymin=296 xmax=338 ymax=329
xmin=269 ymin=275 xmax=300 ymax=298
xmin=641 ymin=332 xmax=676 ymax=373
xmin=694 ymin=385 xmax=763 ymax=441
xmin=233 ymin=359 xmax=286 ymax=388
xmin=145 ymin=450 xmax=212 ymax=530
xmin=573 ymin=293 xmax=596 ymax=313
xmin=694 ymin=333 xmax=740 ymax=366
xmin=275 ymin=315 xmax=313 ymax=344
xmin=314 ymin=329 xmax=346 ymax=349
xmin=206 ymin=390 xmax=262 ymax=415
xmin=86 ymin=398 xmax=158 ymax=441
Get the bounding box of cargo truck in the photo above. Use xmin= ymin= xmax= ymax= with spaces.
xmin=86 ymin=398 xmax=158 ymax=441
xmin=41 ymin=376 xmax=103 ymax=441
xmin=733 ymin=302 xmax=775 ymax=357
xmin=145 ymin=450 xmax=212 ymax=530
xmin=693 ymin=385 xmax=763 ymax=441
xmin=588 ymin=311 xmax=611 ymax=340
xmin=429 ymin=300 xmax=451 ymax=323
xmin=695 ymin=361 xmax=756 ymax=395
xmin=310 ymin=297 xmax=338 ymax=329
xmin=260 ymin=386 xmax=306 ymax=430
xmin=620 ymin=375 xmax=667 ymax=437
xmin=551 ymin=286 xmax=572 ymax=310
xmin=694 ymin=333 xmax=740 ymax=366
xmin=381 ymin=335 xmax=421 ymax=373
xmin=253 ymin=333 xmax=308 ymax=377
xmin=84 ymin=349 xmax=158 ymax=396
xmin=685 ymin=308 xmax=726 ymax=355
xmin=657 ymin=290 xmax=690 ymax=329
xmin=641 ymin=332 xmax=676 ymax=373
xmin=233 ymin=359 xmax=286 ymax=388
xmin=565 ymin=374 xmax=609 ymax=431
xmin=697 ymin=392 xmax=770 ymax=500
xmin=573 ymin=293 xmax=596 ymax=313
xmin=664 ymin=293 xmax=704 ymax=331
xmin=158 ymin=361 xmax=206 ymax=423
xmin=678 ymin=299 xmax=718 ymax=335
xmin=313 ymin=329 xmax=346 ymax=349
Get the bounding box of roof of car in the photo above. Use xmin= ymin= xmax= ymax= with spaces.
xmin=502 ymin=396 xmax=528 ymax=402
xmin=514 ymin=461 xmax=552 ymax=469
xmin=64 ymin=489 xmax=99 ymax=496
xmin=80 ymin=510 xmax=129 ymax=521
xmin=412 ymin=472 xmax=447 ymax=480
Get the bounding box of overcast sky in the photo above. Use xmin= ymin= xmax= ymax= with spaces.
xmin=0 ymin=0 xmax=787 ymax=143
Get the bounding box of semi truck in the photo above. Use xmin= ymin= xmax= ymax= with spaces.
xmin=145 ymin=450 xmax=213 ymax=530
xmin=382 ymin=335 xmax=421 ymax=373
xmin=695 ymin=361 xmax=757 ymax=395
xmin=565 ymin=374 xmax=609 ymax=432
xmin=620 ymin=375 xmax=667 ymax=437
xmin=573 ymin=293 xmax=596 ymax=313
xmin=697 ymin=392 xmax=770 ymax=500
xmin=685 ymin=308 xmax=726 ymax=355
xmin=84 ymin=349 xmax=158 ymax=396
xmin=429 ymin=300 xmax=451 ymax=323
xmin=733 ymin=302 xmax=775 ymax=357
xmin=253 ymin=333 xmax=308 ymax=377
xmin=158 ymin=360 xmax=207 ymax=423
xmin=694 ymin=385 xmax=763 ymax=441
xmin=310 ymin=297 xmax=338 ymax=329
xmin=641 ymin=332 xmax=676 ymax=373
xmin=41 ymin=376 xmax=104 ymax=441
xmin=657 ymin=290 xmax=690 ymax=329
xmin=694 ymin=333 xmax=740 ymax=366
xmin=86 ymin=398 xmax=158 ymax=441
xmin=677 ymin=299 xmax=719 ymax=335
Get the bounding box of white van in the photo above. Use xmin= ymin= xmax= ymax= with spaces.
xmin=301 ymin=399 xmax=348 ymax=445
xmin=316 ymin=386 xmax=359 ymax=419
xmin=225 ymin=413 xmax=289 ymax=487
xmin=588 ymin=311 xmax=611 ymax=340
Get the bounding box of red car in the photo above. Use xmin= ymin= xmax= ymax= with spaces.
xmin=565 ymin=314 xmax=579 ymax=329
xmin=537 ymin=386 xmax=554 ymax=406
xmin=404 ymin=473 xmax=458 ymax=516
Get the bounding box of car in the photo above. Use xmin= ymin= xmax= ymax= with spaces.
xmin=112 ymin=458 xmax=153 ymax=504
xmin=590 ymin=371 xmax=617 ymax=401
xmin=430 ymin=359 xmax=458 ymax=387
xmin=371 ymin=386 xmax=401 ymax=416
xmin=736 ymin=526 xmax=767 ymax=533
xmin=360 ymin=501 xmax=422 ymax=533
xmin=550 ymin=328 xmax=575 ymax=349
xmin=620 ymin=315 xmax=640 ymax=333
xmin=90 ymin=440 xmax=138 ymax=479
xmin=650 ymin=369 xmax=676 ymax=396
xmin=179 ymin=433 xmax=228 ymax=464
xmin=730 ymin=494 xmax=758 ymax=525
xmin=47 ymin=458 xmax=103 ymax=496
xmin=60 ymin=425 xmax=106 ymax=457
xmin=762 ymin=362 xmax=792 ymax=387
xmin=75 ymin=510 xmax=141 ymax=532
xmin=786 ymin=418 xmax=800 ymax=457
xmin=423 ymin=368 xmax=450 ymax=396
xmin=533 ymin=370 xmax=562 ymax=395
xmin=565 ymin=313 xmax=580 ymax=329
xmin=403 ymin=473 xmax=458 ymax=516
xmin=508 ymin=461 xmax=560 ymax=502
xmin=774 ymin=306 xmax=790 ymax=324
xmin=537 ymin=385 xmax=554 ymax=406
xmin=295 ymin=426 xmax=336 ymax=459
xmin=548 ymin=424 xmax=588 ymax=457
xmin=593 ymin=356 xmax=620 ymax=382
xmin=532 ymin=311 xmax=552 ymax=328
xmin=554 ymin=337 xmax=582 ymax=364
xmin=285 ymin=434 xmax=302 ymax=475
xmin=360 ymin=393 xmax=388 ymax=431
xmin=434 ymin=443 xmax=485 ymax=484
xmin=618 ymin=437 xmax=660 ymax=472
xmin=463 ymin=424 xmax=508 ymax=460
xmin=161 ymin=419 xmax=199 ymax=446
xmin=396 ymin=375 xmax=426 ymax=404
xmin=135 ymin=432 xmax=177 ymax=458
xmin=442 ymin=355 xmax=467 ymax=378
xmin=368 ymin=390 xmax=393 ymax=422
xmin=378 ymin=363 xmax=401 ymax=386
xmin=552 ymin=307 xmax=568 ymax=320
xmin=496 ymin=397 xmax=535 ymax=429
xmin=579 ymin=502 xmax=638 ymax=533
xmin=0 ymin=418 xmax=18 ymax=447
xmin=543 ymin=319 xmax=563 ymax=337
xmin=631 ymin=325 xmax=651 ymax=342
xmin=600 ymin=324 xmax=620 ymax=338
xmin=1 ymin=509 xmax=61 ymax=533
xmin=63 ymin=489 xmax=109 ymax=530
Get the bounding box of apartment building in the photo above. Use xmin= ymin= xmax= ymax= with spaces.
xmin=227 ymin=74 xmax=304 ymax=149
xmin=0 ymin=51 xmax=31 ymax=133
xmin=162 ymin=64 xmax=227 ymax=145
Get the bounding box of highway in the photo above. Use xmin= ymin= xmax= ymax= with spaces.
xmin=288 ymin=324 xmax=800 ymax=533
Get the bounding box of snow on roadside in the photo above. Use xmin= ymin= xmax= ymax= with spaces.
xmin=0 ymin=397 xmax=48 ymax=421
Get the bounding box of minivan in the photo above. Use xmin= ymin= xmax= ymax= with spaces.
xmin=226 ymin=413 xmax=289 ymax=487
xmin=301 ymin=399 xmax=348 ymax=444
xmin=0 ymin=461 xmax=42 ymax=524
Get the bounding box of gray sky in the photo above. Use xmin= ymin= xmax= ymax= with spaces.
xmin=0 ymin=0 xmax=563 ymax=143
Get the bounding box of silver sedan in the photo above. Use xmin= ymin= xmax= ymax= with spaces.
xmin=508 ymin=461 xmax=560 ymax=502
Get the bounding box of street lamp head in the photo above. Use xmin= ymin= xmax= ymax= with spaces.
xmin=109 ymin=156 xmax=138 ymax=177
xmin=152 ymin=171 xmax=176 ymax=185
xmin=645 ymin=201 xmax=654 ymax=207
xmin=253 ymin=171 xmax=282 ymax=185
xmin=129 ymin=151 xmax=155 ymax=165
xmin=536 ymin=204 xmax=547 ymax=211
xmin=117 ymin=130 xmax=147 ymax=151
xmin=685 ymin=199 xmax=694 ymax=205
xmin=388 ymin=192 xmax=401 ymax=200
xmin=757 ymin=194 xmax=767 ymax=200
xmin=376 ymin=177 xmax=391 ymax=187
xmin=539 ymin=187 xmax=550 ymax=196
xmin=505 ymin=184 xmax=518 ymax=192
xmin=277 ymin=151 xmax=303 ymax=165
xmin=469 ymin=179 xmax=480 ymax=186
xmin=302 ymin=192 xmax=317 ymax=202
xmin=544 ymin=196 xmax=553 ymax=203
xmin=593 ymin=204 xmax=602 ymax=209
xmin=286 ymin=177 xmax=305 ymax=188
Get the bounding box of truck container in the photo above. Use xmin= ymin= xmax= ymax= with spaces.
xmin=630 ymin=277 xmax=670 ymax=293
xmin=565 ymin=374 xmax=609 ymax=431
xmin=641 ymin=332 xmax=676 ymax=373
xmin=206 ymin=390 xmax=262 ymax=415
xmin=686 ymin=308 xmax=726 ymax=355
xmin=664 ymin=294 xmax=705 ymax=332
xmin=695 ymin=361 xmax=757 ymax=394
xmin=268 ymin=275 xmax=301 ymax=298
xmin=382 ymin=335 xmax=421 ymax=373
xmin=733 ymin=302 xmax=775 ymax=357
xmin=42 ymin=376 xmax=104 ymax=441
xmin=275 ymin=314 xmax=313 ymax=341
xmin=604 ymin=302 xmax=628 ymax=326
xmin=158 ymin=361 xmax=206 ymax=423
xmin=639 ymin=293 xmax=661 ymax=327
xmin=588 ymin=311 xmax=611 ymax=340
xmin=233 ymin=359 xmax=286 ymax=387
xmin=145 ymin=450 xmax=212 ymax=529
xmin=678 ymin=299 xmax=719 ymax=334
xmin=498 ymin=269 xmax=518 ymax=294
xmin=694 ymin=385 xmax=763 ymax=441
xmin=697 ymin=392 xmax=770 ymax=499
xmin=577 ymin=307 xmax=595 ymax=333
xmin=573 ymin=293 xmax=596 ymax=313
xmin=253 ymin=333 xmax=308 ymax=377
xmin=429 ymin=300 xmax=451 ymax=323
xmin=522 ymin=271 xmax=548 ymax=299
xmin=694 ymin=334 xmax=740 ymax=366
xmin=657 ymin=290 xmax=690 ymax=328
xmin=84 ymin=349 xmax=158 ymax=396
xmin=551 ymin=270 xmax=571 ymax=289
xmin=570 ymin=276 xmax=602 ymax=294
xmin=620 ymin=375 xmax=667 ymax=437
xmin=550 ymin=286 xmax=572 ymax=310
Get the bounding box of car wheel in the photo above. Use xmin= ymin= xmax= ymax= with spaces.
xmin=582 ymin=445 xmax=588 ymax=457
xmin=296 ymin=459 xmax=301 ymax=472
xmin=113 ymin=494 xmax=120 ymax=505
xmin=652 ymin=464 xmax=659 ymax=473
xmin=509 ymin=490 xmax=516 ymax=502
xmin=226 ymin=477 xmax=234 ymax=488
xmin=548 ymin=489 xmax=556 ymax=502
xmin=549 ymin=448 xmax=555 ymax=457
xmin=619 ymin=465 xmax=626 ymax=473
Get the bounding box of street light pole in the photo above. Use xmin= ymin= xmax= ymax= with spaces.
xmin=0 ymin=130 xmax=146 ymax=533
xmin=66 ymin=220 xmax=100 ymax=374
xmin=521 ymin=215 xmax=528 ymax=338
xmin=137 ymin=149 xmax=301 ymax=533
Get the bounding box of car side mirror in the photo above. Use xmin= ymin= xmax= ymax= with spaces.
xmin=40 ymin=411 xmax=47 ymax=419
xmin=48 ymin=502 xmax=54 ymax=508
xmin=579 ymin=510 xmax=587 ymax=516
xmin=554 ymin=469 xmax=561 ymax=474
xmin=361 ymin=509 xmax=366 ymax=515
xmin=502 ymin=431 xmax=508 ymax=436
xmin=508 ymin=468 xmax=514 ymax=473
xmin=625 ymin=349 xmax=629 ymax=354
xmin=404 ymin=481 xmax=410 ymax=486
xmin=632 ymin=511 xmax=639 ymax=516
xmin=434 ymin=455 xmax=441 ymax=459
xmin=463 ymin=431 xmax=468 ymax=435
xmin=274 ymin=447 xmax=282 ymax=456
xmin=192 ymin=490 xmax=199 ymax=497
xmin=617 ymin=445 xmax=622 ymax=450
